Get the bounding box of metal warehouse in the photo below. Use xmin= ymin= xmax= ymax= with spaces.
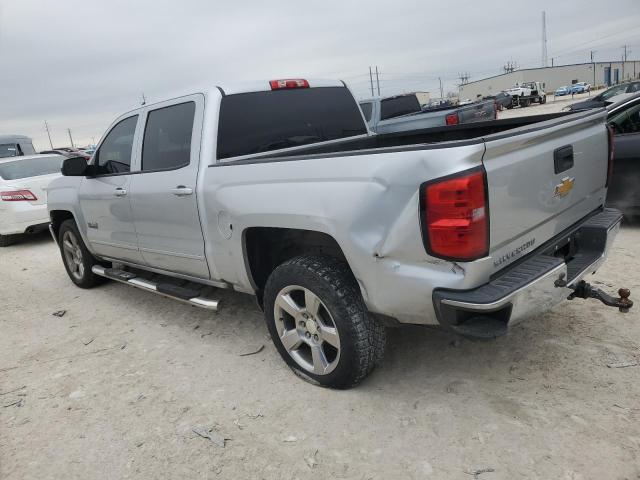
xmin=459 ymin=61 xmax=640 ymax=99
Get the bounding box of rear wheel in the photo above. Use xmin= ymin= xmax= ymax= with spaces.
xmin=58 ymin=219 xmax=104 ymax=288
xmin=264 ymin=254 xmax=385 ymax=389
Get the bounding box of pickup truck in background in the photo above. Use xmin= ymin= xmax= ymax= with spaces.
xmin=47 ymin=78 xmax=631 ymax=389
xmin=0 ymin=135 xmax=37 ymax=158
xmin=358 ymin=93 xmax=496 ymax=134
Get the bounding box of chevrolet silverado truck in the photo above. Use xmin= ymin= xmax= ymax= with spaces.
xmin=47 ymin=78 xmax=632 ymax=389
xmin=359 ymin=93 xmax=496 ymax=134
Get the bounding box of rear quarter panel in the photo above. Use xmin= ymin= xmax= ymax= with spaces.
xmin=201 ymin=143 xmax=486 ymax=324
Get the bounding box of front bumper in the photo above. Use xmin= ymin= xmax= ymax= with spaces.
xmin=433 ymin=208 xmax=623 ymax=338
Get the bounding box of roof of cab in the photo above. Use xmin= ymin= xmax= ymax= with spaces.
xmin=217 ymin=78 xmax=345 ymax=96
xmin=0 ymin=134 xmax=33 ymax=142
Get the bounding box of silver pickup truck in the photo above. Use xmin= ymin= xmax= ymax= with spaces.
xmin=47 ymin=78 xmax=631 ymax=389
xmin=359 ymin=93 xmax=496 ymax=134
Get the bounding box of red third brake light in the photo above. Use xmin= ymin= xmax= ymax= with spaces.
xmin=420 ymin=168 xmax=488 ymax=261
xmin=269 ymin=79 xmax=310 ymax=90
xmin=1 ymin=190 xmax=37 ymax=201
xmin=445 ymin=112 xmax=459 ymax=126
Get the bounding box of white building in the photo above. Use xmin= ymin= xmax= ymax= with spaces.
xmin=459 ymin=61 xmax=640 ymax=99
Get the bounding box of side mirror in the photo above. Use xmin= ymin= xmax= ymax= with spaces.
xmin=61 ymin=156 xmax=88 ymax=176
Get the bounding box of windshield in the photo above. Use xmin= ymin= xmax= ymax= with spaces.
xmin=217 ymin=86 xmax=367 ymax=159
xmin=601 ymin=84 xmax=627 ymax=100
xmin=0 ymin=155 xmax=63 ymax=180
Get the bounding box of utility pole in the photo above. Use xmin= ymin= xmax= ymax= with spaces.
xmin=591 ymin=51 xmax=596 ymax=88
xmin=44 ymin=121 xmax=54 ymax=149
xmin=375 ymin=66 xmax=380 ymax=96
xmin=369 ymin=67 xmax=375 ymax=97
xmin=551 ymin=57 xmax=554 ymax=67
xmin=438 ymin=77 xmax=443 ymax=99
xmin=67 ymin=129 xmax=75 ymax=148
xmin=541 ymin=11 xmax=548 ymax=67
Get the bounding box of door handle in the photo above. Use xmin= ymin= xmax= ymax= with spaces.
xmin=114 ymin=188 xmax=127 ymax=197
xmin=171 ymin=186 xmax=193 ymax=196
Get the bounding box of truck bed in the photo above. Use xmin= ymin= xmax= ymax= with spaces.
xmin=233 ymin=111 xmax=591 ymax=163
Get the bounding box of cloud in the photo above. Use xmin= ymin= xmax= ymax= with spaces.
xmin=1 ymin=0 xmax=639 ymax=149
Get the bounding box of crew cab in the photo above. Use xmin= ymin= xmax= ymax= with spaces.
xmin=359 ymin=93 xmax=496 ymax=134
xmin=47 ymin=78 xmax=629 ymax=388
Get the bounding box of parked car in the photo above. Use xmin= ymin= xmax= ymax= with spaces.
xmin=555 ymin=86 xmax=570 ymax=96
xmin=47 ymin=78 xmax=628 ymax=388
xmin=484 ymin=91 xmax=513 ymax=110
xmin=0 ymin=154 xmax=64 ymax=246
xmin=41 ymin=149 xmax=91 ymax=161
xmin=571 ymin=82 xmax=591 ymax=93
xmin=359 ymin=93 xmax=496 ymax=134
xmin=605 ymin=92 xmax=640 ymax=217
xmin=0 ymin=135 xmax=37 ymax=158
xmin=568 ymin=81 xmax=640 ymax=111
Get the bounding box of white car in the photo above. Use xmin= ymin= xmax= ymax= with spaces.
xmin=0 ymin=154 xmax=64 ymax=246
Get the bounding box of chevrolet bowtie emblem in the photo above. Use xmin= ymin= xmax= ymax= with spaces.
xmin=554 ymin=177 xmax=575 ymax=198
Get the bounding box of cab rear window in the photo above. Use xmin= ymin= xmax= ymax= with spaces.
xmin=217 ymin=87 xmax=367 ymax=159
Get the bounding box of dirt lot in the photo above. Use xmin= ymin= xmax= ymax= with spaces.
xmin=2 ymin=94 xmax=640 ymax=479
xmin=497 ymin=90 xmax=597 ymax=119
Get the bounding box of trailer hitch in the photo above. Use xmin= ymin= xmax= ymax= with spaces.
xmin=555 ymin=273 xmax=633 ymax=312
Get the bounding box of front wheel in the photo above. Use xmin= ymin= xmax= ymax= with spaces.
xmin=264 ymin=255 xmax=386 ymax=389
xmin=58 ymin=219 xmax=105 ymax=288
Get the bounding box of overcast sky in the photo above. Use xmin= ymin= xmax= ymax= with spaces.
xmin=1 ymin=0 xmax=640 ymax=149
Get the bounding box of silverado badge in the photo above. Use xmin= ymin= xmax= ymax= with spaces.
xmin=554 ymin=177 xmax=575 ymax=198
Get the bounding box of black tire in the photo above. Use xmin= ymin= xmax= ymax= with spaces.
xmin=57 ymin=219 xmax=105 ymax=288
xmin=0 ymin=234 xmax=16 ymax=247
xmin=264 ymin=254 xmax=386 ymax=389
xmin=541 ymin=95 xmax=547 ymax=104
xmin=522 ymin=98 xmax=531 ymax=107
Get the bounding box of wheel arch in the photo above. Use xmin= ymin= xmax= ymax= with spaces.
xmin=242 ymin=227 xmax=352 ymax=303
xmin=49 ymin=210 xmax=75 ymax=239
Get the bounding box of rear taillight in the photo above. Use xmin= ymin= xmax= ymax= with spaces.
xmin=420 ymin=168 xmax=489 ymax=261
xmin=606 ymin=125 xmax=615 ymax=187
xmin=269 ymin=79 xmax=310 ymax=90
xmin=445 ymin=112 xmax=459 ymax=126
xmin=1 ymin=190 xmax=37 ymax=201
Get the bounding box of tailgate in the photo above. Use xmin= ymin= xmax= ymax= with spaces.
xmin=482 ymin=109 xmax=609 ymax=265
xmin=458 ymin=101 xmax=495 ymax=124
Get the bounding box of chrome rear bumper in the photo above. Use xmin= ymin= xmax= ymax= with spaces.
xmin=433 ymin=208 xmax=623 ymax=338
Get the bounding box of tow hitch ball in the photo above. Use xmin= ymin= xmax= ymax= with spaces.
xmin=555 ymin=273 xmax=633 ymax=313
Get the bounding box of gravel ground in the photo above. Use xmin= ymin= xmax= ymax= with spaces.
xmin=2 ymin=94 xmax=639 ymax=479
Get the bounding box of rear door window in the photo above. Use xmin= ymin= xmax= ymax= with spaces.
xmin=217 ymin=86 xmax=367 ymax=159
xmin=94 ymin=115 xmax=138 ymax=174
xmin=142 ymin=102 xmax=195 ymax=171
xmin=380 ymin=95 xmax=421 ymax=120
xmin=0 ymin=155 xmax=63 ymax=180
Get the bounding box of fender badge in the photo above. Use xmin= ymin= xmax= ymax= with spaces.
xmin=554 ymin=177 xmax=575 ymax=198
